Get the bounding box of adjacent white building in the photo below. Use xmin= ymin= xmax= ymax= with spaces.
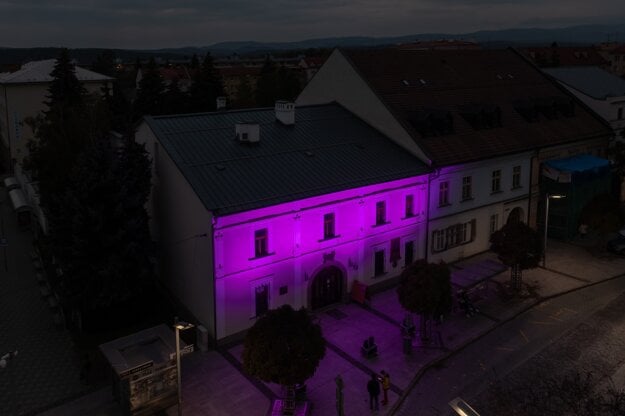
xmin=297 ymin=48 xmax=611 ymax=261
xmin=0 ymin=59 xmax=112 ymax=173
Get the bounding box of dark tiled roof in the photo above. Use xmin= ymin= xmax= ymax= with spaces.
xmin=544 ymin=66 xmax=625 ymax=99
xmin=520 ymin=46 xmax=608 ymax=67
xmin=145 ymin=103 xmax=429 ymax=215
xmin=343 ymin=48 xmax=612 ymax=166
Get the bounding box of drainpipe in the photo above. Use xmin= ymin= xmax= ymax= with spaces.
xmin=424 ymin=171 xmax=434 ymax=262
xmin=2 ymin=85 xmax=12 ymax=174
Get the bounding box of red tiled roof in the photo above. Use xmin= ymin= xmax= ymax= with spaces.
xmin=303 ymin=56 xmax=327 ymax=66
xmin=520 ymin=47 xmax=608 ymax=67
xmin=218 ymin=66 xmax=262 ymax=78
xmin=343 ymin=48 xmax=611 ymax=166
xmin=158 ymin=67 xmax=190 ymax=81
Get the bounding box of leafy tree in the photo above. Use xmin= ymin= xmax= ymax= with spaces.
xmin=234 ymin=76 xmax=255 ymax=109
xmin=162 ymin=78 xmax=188 ymax=115
xmin=134 ymin=57 xmax=166 ymax=119
xmin=397 ymin=259 xmax=452 ymax=341
xmin=490 ymin=221 xmax=542 ymax=291
xmin=92 ymin=49 xmax=117 ymax=77
xmin=255 ymin=58 xmax=279 ymax=107
xmin=190 ymin=53 xmax=200 ymax=69
xmin=187 ymin=52 xmax=223 ymax=112
xmin=242 ymin=304 xmax=326 ymax=389
xmin=255 ymin=58 xmax=302 ymax=107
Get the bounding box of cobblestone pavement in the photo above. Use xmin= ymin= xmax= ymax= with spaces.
xmin=474 ymin=289 xmax=625 ymax=414
xmin=0 ymin=187 xmax=88 ymax=416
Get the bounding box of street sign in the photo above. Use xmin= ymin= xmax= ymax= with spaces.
xmin=169 ymin=344 xmax=194 ymax=360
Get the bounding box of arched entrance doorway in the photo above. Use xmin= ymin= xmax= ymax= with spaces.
xmin=507 ymin=207 xmax=525 ymax=224
xmin=310 ymin=266 xmax=344 ymax=310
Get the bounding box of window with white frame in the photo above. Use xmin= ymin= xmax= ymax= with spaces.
xmin=254 ymin=228 xmax=268 ymax=257
xmin=390 ymin=238 xmax=401 ymax=265
xmin=254 ymin=282 xmax=270 ymax=317
xmin=374 ymin=249 xmax=385 ymax=276
xmin=461 ymin=176 xmax=472 ymax=200
xmin=512 ymin=166 xmax=521 ymax=189
xmin=323 ymin=213 xmax=336 ymax=239
xmin=375 ymin=201 xmax=387 ymax=225
xmin=433 ymin=230 xmax=446 ymax=252
xmin=489 ymin=214 xmax=499 ymax=235
xmin=438 ymin=181 xmax=450 ymax=206
xmin=491 ymin=170 xmax=501 ymax=193
xmin=432 ymin=220 xmax=476 ymax=253
xmin=405 ymin=194 xmax=414 ymax=217
xmin=404 ymin=241 xmax=415 ymax=267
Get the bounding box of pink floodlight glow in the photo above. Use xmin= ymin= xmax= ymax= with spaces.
xmin=212 ymin=174 xmax=430 ymax=339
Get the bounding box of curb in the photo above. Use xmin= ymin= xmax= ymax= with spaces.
xmin=388 ymin=271 xmax=625 ymax=415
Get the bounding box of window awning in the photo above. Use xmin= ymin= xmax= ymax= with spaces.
xmin=8 ymin=188 xmax=31 ymax=213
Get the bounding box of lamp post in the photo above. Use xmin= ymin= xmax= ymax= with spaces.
xmin=174 ymin=317 xmax=194 ymax=416
xmin=449 ymin=397 xmax=481 ymax=416
xmin=543 ymin=193 xmax=566 ymax=267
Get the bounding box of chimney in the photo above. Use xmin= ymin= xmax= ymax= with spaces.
xmin=235 ymin=122 xmax=260 ymax=144
xmin=275 ymin=100 xmax=295 ymax=126
xmin=216 ymin=96 xmax=227 ymax=110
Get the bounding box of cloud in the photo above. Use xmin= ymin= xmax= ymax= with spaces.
xmin=0 ymin=0 xmax=623 ymax=48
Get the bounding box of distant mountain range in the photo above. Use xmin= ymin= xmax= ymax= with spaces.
xmin=1 ymin=23 xmax=625 ymax=66
xmin=159 ymin=23 xmax=625 ymax=56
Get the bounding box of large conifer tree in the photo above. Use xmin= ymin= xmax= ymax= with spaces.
xmin=187 ymin=52 xmax=223 ymax=112
xmin=134 ymin=57 xmax=165 ymax=119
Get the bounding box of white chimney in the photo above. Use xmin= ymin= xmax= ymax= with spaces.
xmin=216 ymin=96 xmax=227 ymax=110
xmin=275 ymin=100 xmax=295 ymax=126
xmin=235 ymin=122 xmax=260 ymax=144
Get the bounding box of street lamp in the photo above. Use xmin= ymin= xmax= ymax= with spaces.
xmin=449 ymin=397 xmax=481 ymax=416
xmin=174 ymin=317 xmax=194 ymax=416
xmin=543 ymin=193 xmax=567 ymax=268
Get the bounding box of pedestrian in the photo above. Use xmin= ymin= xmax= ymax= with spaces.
xmin=367 ymin=372 xmax=380 ymax=411
xmin=380 ymin=370 xmax=390 ymax=405
xmin=579 ymin=223 xmax=588 ymax=239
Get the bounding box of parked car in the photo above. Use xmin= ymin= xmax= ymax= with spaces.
xmin=607 ymin=229 xmax=625 ymax=255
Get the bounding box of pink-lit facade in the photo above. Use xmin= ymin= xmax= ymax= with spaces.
xmin=213 ymin=175 xmax=428 ymax=339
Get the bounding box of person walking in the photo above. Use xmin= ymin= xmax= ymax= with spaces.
xmin=380 ymin=370 xmax=390 ymax=405
xmin=367 ymin=372 xmax=380 ymax=411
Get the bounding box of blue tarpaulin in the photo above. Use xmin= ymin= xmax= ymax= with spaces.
xmin=544 ymin=154 xmax=609 ymax=172
xmin=543 ymin=155 xmax=610 ymax=183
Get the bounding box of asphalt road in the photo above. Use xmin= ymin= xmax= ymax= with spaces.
xmin=394 ymin=274 xmax=625 ymax=416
